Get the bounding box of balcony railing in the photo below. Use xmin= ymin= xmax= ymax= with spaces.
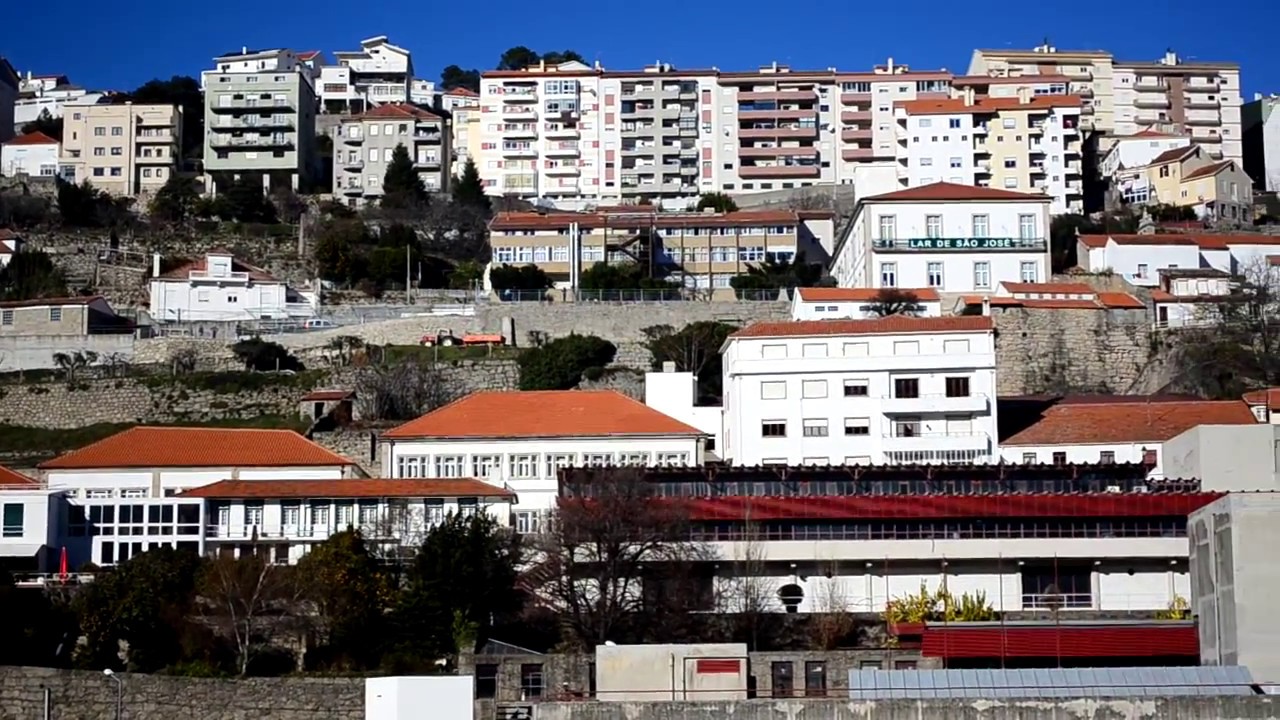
xmin=1022 ymin=593 xmax=1094 ymax=610
xmin=209 ymin=136 xmax=295 ymax=149
xmin=880 ymin=393 xmax=991 ymax=415
xmin=189 ymin=269 xmax=250 ymax=282
xmin=211 ymin=99 xmax=294 ymax=112
xmin=873 ymin=237 xmax=1047 ymax=252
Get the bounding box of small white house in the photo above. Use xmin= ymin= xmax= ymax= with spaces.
xmin=1150 ymin=268 xmax=1234 ymax=328
xmin=0 ymin=229 xmax=22 ymax=268
xmin=789 ymin=287 xmax=943 ymax=320
xmin=148 ymin=250 xmax=315 ymax=323
xmin=829 ymin=182 xmax=1053 ymax=293
xmin=719 ymin=315 xmax=999 ymax=466
xmin=378 ymin=390 xmax=706 ymax=526
xmin=0 ymin=465 xmax=60 ymax=574
xmin=0 ymin=131 xmax=59 ymax=177
xmin=1075 ymin=234 xmax=1203 ymax=286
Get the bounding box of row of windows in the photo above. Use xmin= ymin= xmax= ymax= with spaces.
xmin=879 ymin=260 xmax=1037 ymax=288
xmin=395 ymin=451 xmax=692 ymax=480
xmin=877 ymin=214 xmax=1039 ymax=241
xmin=631 ymin=476 xmax=1164 ymax=498
xmin=751 ymin=338 xmax=976 ymax=360
xmin=688 ymin=519 xmax=1186 ymax=542
xmin=343 ymin=122 xmax=438 ymax=138
xmin=760 ymin=377 xmax=973 ymax=401
xmin=760 ymin=417 xmax=973 ymax=440
xmin=209 ymin=498 xmax=479 ymax=528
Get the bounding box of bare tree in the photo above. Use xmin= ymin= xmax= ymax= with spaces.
xmin=353 ymin=360 xmax=450 ymax=421
xmin=169 ymin=346 xmax=200 ymax=375
xmin=532 ymin=467 xmax=718 ymax=648
xmin=866 ymin=288 xmax=922 ymax=317
xmin=325 ymin=335 xmax=365 ymax=368
xmin=726 ymin=505 xmax=773 ymax=650
xmin=197 ymin=553 xmax=308 ymax=676
xmin=808 ymin=560 xmax=858 ymax=650
xmin=52 ymin=349 xmax=98 ymax=384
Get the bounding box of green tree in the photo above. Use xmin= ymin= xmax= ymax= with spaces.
xmin=497 ymin=46 xmax=542 ymax=71
xmin=0 ymin=248 xmax=69 ymax=300
xmin=0 ymin=569 xmax=75 ymax=666
xmin=231 ymin=338 xmax=305 ymax=372
xmin=451 ymin=157 xmax=491 ymax=215
xmin=729 ymin=251 xmax=824 ymax=295
xmin=314 ymin=218 xmax=370 ymax=282
xmin=20 ymin=108 xmax=63 ymax=141
xmin=74 ymin=547 xmax=204 ymax=671
xmin=440 ymin=65 xmax=480 ymax=93
xmin=579 ymin=262 xmax=678 ymax=291
xmin=642 ymin=321 xmax=737 ymax=403
xmin=57 ymin=179 xmax=134 ymax=228
xmin=866 ymin=288 xmax=922 ymax=317
xmin=696 ymin=192 xmax=738 ymax=213
xmin=539 ymin=50 xmax=585 ymax=65
xmin=220 ymin=175 xmax=278 ymax=223
xmin=297 ymin=531 xmax=390 ymax=670
xmin=518 ymin=333 xmax=617 ymax=390
xmin=489 ymin=263 xmax=551 ymax=291
xmin=391 ymin=513 xmax=522 ymax=661
xmin=449 ymin=260 xmax=484 ymax=290
xmin=382 ymin=144 xmax=428 ymax=210
xmin=149 ymin=173 xmax=200 ymax=223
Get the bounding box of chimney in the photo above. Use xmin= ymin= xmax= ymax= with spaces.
xmin=152 ymin=252 xmax=161 ymax=277
xmin=981 ymin=296 xmax=991 ymax=316
xmin=963 ymin=87 xmax=975 ymax=107
xmin=886 ymin=57 xmax=895 ymax=74
xmin=662 ymin=361 xmax=677 ymax=373
xmin=241 ymin=46 xmax=247 ymax=55
xmin=539 ymin=59 xmax=546 ymax=72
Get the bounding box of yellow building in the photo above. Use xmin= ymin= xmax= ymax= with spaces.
xmin=60 ymin=102 xmax=182 ymax=196
xmin=1115 ymin=144 xmax=1253 ymax=223
xmin=967 ymin=44 xmax=1114 ymax=134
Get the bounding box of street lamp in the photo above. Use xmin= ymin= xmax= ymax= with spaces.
xmin=103 ymin=668 xmax=122 ymax=720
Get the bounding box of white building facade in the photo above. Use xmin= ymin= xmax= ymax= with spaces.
xmin=829 ymin=183 xmax=1052 ymax=293
xmin=148 ymin=250 xmax=314 ymax=322
xmin=1 ymin=131 xmax=59 ymax=177
xmin=1098 ymin=131 xmax=1192 ymax=178
xmin=720 ymin=316 xmax=998 ymax=466
xmin=789 ymin=287 xmax=943 ymax=320
xmin=319 ymin=36 xmax=413 ymax=114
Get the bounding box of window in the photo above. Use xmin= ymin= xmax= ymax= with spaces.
xmin=802 ymin=379 xmax=828 ymax=399
xmin=94 ymin=127 xmax=105 ymax=136
xmin=282 ymin=503 xmax=300 ymax=527
xmin=434 ymin=455 xmax=465 ymax=478
xmin=948 ymin=118 xmax=961 ymax=129
xmin=944 ymin=339 xmax=970 ymax=353
xmin=844 ymin=418 xmax=870 ymax=436
xmin=1022 ymin=452 xmax=1037 ymax=464
xmin=1 ymin=310 xmax=12 ymax=325
xmin=893 ymin=340 xmax=919 ymax=355
xmin=771 ymin=662 xmax=795 ymax=698
xmin=1020 ymin=261 xmax=1038 ymax=283
xmin=801 ymin=343 xmax=828 ymax=358
xmin=893 ymin=378 xmax=920 ymax=399
xmin=760 ymin=381 xmax=787 ymax=400
xmin=472 ymin=455 xmax=501 ymax=477
xmin=843 ymin=342 xmax=869 ymax=357
xmin=925 ymin=215 xmax=942 ymax=238
xmin=310 ymin=503 xmax=330 ymax=527
xmin=1003 ymin=177 xmax=1018 ymax=189
xmin=973 ymin=261 xmax=991 ymax=289
xmin=656 ymin=452 xmax=689 ymax=466
xmin=945 ymin=377 xmax=970 ymax=397
xmin=520 ymin=664 xmax=544 ymax=700
xmin=843 ymin=379 xmax=869 ymax=397
xmin=475 ymin=664 xmax=499 ymax=699
xmin=919 ymin=118 xmax=933 ymax=128
xmin=762 ymin=421 xmax=787 ymax=438
xmin=894 ymin=419 xmax=921 ymax=437
xmin=949 ymin=157 xmax=962 ymax=168
xmin=510 ymin=454 xmax=540 ymax=479
xmin=877 ymin=215 xmax=896 ymax=240
xmin=880 ymin=262 xmax=897 ymax=287
xmin=972 ymin=214 xmax=989 ymax=238
xmin=335 ymin=503 xmax=354 ymax=528
xmin=1136 ymin=263 xmax=1149 ymax=279
xmin=802 ymin=419 xmax=828 ymax=437
xmin=245 ymin=503 xmax=264 ymax=527
xmin=1053 ymin=451 xmax=1067 ymax=465
xmin=927 ymin=262 xmax=943 ymax=288
xmin=1099 ymin=451 xmax=1116 ymax=464
xmin=514 ymin=511 xmax=541 ymax=535
xmin=49 ymin=307 xmax=62 ymax=322
xmin=618 ymin=452 xmax=650 ymax=466
xmin=583 ymin=453 xmax=613 ymax=467
xmin=1002 ymin=118 xmax=1016 ymax=129
xmin=804 ymin=661 xmax=827 ymax=698
xmin=1 ymin=503 xmax=23 ymax=537
xmin=919 ymin=157 xmax=933 ymax=167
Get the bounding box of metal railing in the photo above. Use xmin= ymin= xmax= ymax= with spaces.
xmin=872 ymin=237 xmax=1048 ymax=251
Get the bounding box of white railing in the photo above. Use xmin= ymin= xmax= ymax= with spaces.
xmin=189 ymin=270 xmax=250 ymax=282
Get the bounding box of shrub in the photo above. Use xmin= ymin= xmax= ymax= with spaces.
xmin=517 ymin=334 xmax=616 ymax=390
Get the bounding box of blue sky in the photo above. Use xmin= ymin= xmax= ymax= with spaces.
xmin=3 ymin=0 xmax=1276 ymax=98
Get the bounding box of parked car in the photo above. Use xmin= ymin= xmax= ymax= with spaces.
xmin=304 ymin=318 xmax=337 ymax=331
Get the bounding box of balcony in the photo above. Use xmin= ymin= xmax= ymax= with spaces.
xmin=1070 ymin=85 xmax=1093 ymax=98
xmin=740 ymin=126 xmax=818 ymax=139
xmin=737 ymin=146 xmax=818 ymax=158
xmin=545 ymin=143 xmax=580 ymax=157
xmin=975 ymin=160 xmax=991 ymax=173
xmin=873 ymin=236 xmax=1048 ymax=252
xmin=213 ymin=117 xmax=295 ymax=131
xmin=504 ymin=124 xmax=538 ymax=139
xmin=135 ymin=131 xmax=178 ymax=144
xmin=341 ymin=157 xmax=364 ymax=170
xmin=1134 ymin=78 xmax=1166 ymax=90
xmin=841 ymin=148 xmax=874 ymax=161
xmin=501 ymin=145 xmax=538 ymax=157
xmin=211 ymin=99 xmax=294 ymax=113
xmin=840 ymin=92 xmax=872 ymax=104
xmin=841 ymin=110 xmax=872 ymax=123
xmin=544 ymin=124 xmax=579 ymax=138
xmin=413 ymin=130 xmax=441 ymax=143
xmin=621 ymin=105 xmax=657 ymax=119
xmin=738 ymin=109 xmax=817 ymax=121
xmin=341 ymin=132 xmax=363 ymax=145
xmin=136 ymin=114 xmax=175 ymax=127
xmin=1030 ymin=163 xmax=1047 ymax=174
xmin=882 ymin=431 xmax=991 ymax=455
xmin=1185 ymin=82 xmax=1220 ymax=93
xmin=341 ymin=184 xmax=363 ymax=195
xmin=135 ymin=152 xmax=173 ymax=165
xmin=189 ymin=269 xmax=249 ymax=283
xmin=415 ymin=157 xmax=441 ymax=170
xmin=501 ymin=106 xmax=537 ymax=121
xmin=1134 ymin=96 xmax=1171 ymax=109
xmin=881 ymin=393 xmax=991 ymax=415
xmin=545 ymin=162 xmax=581 ymax=175
xmin=208 ymin=135 xmax=295 ymax=150
xmin=500 ymin=86 xmax=538 ymax=102
xmin=841 ymin=128 xmax=872 ymax=142
xmin=1184 ymin=115 xmax=1220 ymax=126
xmin=1184 ymin=97 xmax=1219 ymax=109
xmin=678 ymin=125 xmax=699 ymax=137
xmin=739 ymin=90 xmax=818 ymax=102
xmin=738 ymin=164 xmax=820 ymax=179
xmin=679 ymin=147 xmax=698 ymax=159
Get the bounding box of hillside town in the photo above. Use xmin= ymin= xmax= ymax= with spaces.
xmin=1 ymin=32 xmax=1280 ymax=720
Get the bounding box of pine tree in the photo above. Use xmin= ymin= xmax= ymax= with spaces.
xmin=148 ymin=174 xmax=199 ymax=223
xmin=451 ymin=157 xmax=491 ymax=215
xmin=381 ymin=144 xmax=427 ymax=209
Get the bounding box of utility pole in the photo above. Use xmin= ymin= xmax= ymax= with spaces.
xmin=405 ymin=244 xmax=412 ymax=305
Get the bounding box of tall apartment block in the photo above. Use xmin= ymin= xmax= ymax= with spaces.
xmin=317 ymin=36 xmax=413 ymax=114
xmin=59 ymin=102 xmax=183 ymax=196
xmin=967 ymin=45 xmax=1113 ymax=134
xmin=202 ymin=48 xmax=318 ymax=193
xmin=1243 ymin=94 xmax=1280 ymax=193
xmin=332 ymin=103 xmax=450 ymax=207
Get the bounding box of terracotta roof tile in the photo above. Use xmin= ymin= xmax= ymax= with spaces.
xmin=1150 ymin=289 xmax=1178 ymax=302
xmin=1096 ymin=292 xmax=1147 ymax=309
xmin=898 ymin=95 xmax=1082 ymax=116
xmin=1001 ymin=282 xmax=1096 ymax=295
xmin=159 ymin=254 xmax=280 ymax=282
xmin=0 ymin=295 xmax=103 ymax=310
xmin=382 ymin=390 xmax=704 ymax=440
xmin=4 ymin=131 xmax=59 ymax=146
xmin=796 ymin=287 xmax=940 ymax=302
xmin=300 ymin=390 xmax=355 ymax=402
xmin=863 ymin=182 xmax=1049 ymax=203
xmin=0 ymin=465 xmax=37 ymax=486
xmin=1242 ymin=388 xmax=1280 ymax=411
xmin=1148 ymin=145 xmax=1199 ymax=166
xmin=1182 ymin=160 xmax=1234 ymax=182
xmin=179 ymin=478 xmax=514 ymax=499
xmin=490 ymin=209 xmax=807 ymax=231
xmin=1077 ymin=234 xmax=1109 ymax=249
xmin=39 ymin=427 xmax=356 ymax=469
xmin=445 ymin=87 xmax=479 ymax=97
xmin=1002 ymin=400 xmax=1257 ymax=446
xmin=731 ymin=315 xmax=993 ymax=339
xmin=356 ymin=102 xmax=442 ymax=121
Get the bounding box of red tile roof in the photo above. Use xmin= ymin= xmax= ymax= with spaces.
xmin=179 ymin=478 xmax=514 ymax=499
xmin=1096 ymin=292 xmax=1147 ymax=309
xmin=445 ymin=87 xmax=479 ymax=97
xmin=382 ymin=390 xmax=704 ymax=440
xmin=1001 ymin=282 xmax=1095 ymax=295
xmin=0 ymin=295 xmax=103 ymax=309
xmin=731 ymin=315 xmax=993 ymax=339
xmin=1147 ymin=145 xmax=1200 ymax=166
xmin=1181 ymin=160 xmax=1235 ymax=182
xmin=958 ymin=296 xmax=1107 ymax=311
xmin=0 ymin=465 xmax=37 ymax=486
xmin=489 ymin=209 xmax=810 ymax=231
xmin=795 ymin=287 xmax=941 ymax=302
xmin=1242 ymin=388 xmax=1280 ymax=411
xmin=1002 ymin=400 xmax=1257 ymax=446
xmin=357 ymin=102 xmax=441 ymax=121
xmin=159 ymin=254 xmax=280 ymax=283
xmin=39 ymin=427 xmax=356 ymax=469
xmin=1080 ymin=234 xmax=1200 ymax=247
xmin=863 ymin=182 xmax=1049 ymax=203
xmin=898 ymin=95 xmax=1082 ymax=116
xmin=4 ymin=131 xmax=59 ymax=146
xmin=1076 ymin=234 xmax=1108 ymax=249
xmin=300 ymin=390 xmax=355 ymax=402
xmin=295 ymin=50 xmax=322 ymax=61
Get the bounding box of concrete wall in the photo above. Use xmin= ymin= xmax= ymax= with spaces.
xmin=0 ymin=666 xmax=363 ymax=720
xmin=531 ymin=697 xmax=1280 ymax=720
xmin=1163 ymin=424 xmax=1280 ymax=492
xmin=596 ymin=644 xmax=747 ymax=703
xmin=0 ymin=333 xmax=135 ymax=372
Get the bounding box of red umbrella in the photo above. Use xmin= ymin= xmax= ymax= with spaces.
xmin=58 ymin=546 xmax=68 ymax=581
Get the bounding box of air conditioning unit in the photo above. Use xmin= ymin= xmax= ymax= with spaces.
xmin=1105 ymin=485 xmax=1122 ymax=493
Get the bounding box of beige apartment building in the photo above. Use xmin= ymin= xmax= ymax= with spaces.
xmin=59 ymin=102 xmax=182 ymax=196
xmin=1111 ymin=51 xmax=1242 ymax=163
xmin=967 ymin=44 xmax=1114 ymax=134
xmin=487 ymin=209 xmax=834 ymax=292
xmin=332 ymin=103 xmax=450 ymax=207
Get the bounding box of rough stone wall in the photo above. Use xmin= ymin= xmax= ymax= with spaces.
xmin=0 ymin=666 xmax=363 ymax=720
xmin=992 ymin=306 xmax=1167 ymax=396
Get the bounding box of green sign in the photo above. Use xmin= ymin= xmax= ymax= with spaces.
xmin=906 ymin=237 xmax=1027 ymax=250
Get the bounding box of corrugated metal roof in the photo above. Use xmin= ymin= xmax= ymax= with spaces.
xmin=847 ymin=666 xmax=1257 ymax=700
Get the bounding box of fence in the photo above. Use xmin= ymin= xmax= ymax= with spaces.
xmin=494 ymin=288 xmax=789 ymax=303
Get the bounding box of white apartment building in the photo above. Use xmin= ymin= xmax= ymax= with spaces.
xmin=379 ymin=390 xmax=705 ymax=524
xmin=1077 ymin=232 xmax=1280 ymax=287
xmin=999 ymin=396 xmax=1260 ymax=477
xmin=333 ymin=103 xmax=450 ymax=205
xmin=31 ymin=426 xmax=360 ymax=568
xmin=1098 ymin=129 xmax=1192 ymax=178
xmin=1244 ymin=94 xmax=1280 ymax=193
xmin=1 ymin=131 xmax=58 ymax=177
xmin=789 ymin=287 xmax=943 ymax=320
xmin=148 ymin=250 xmax=315 ymax=322
xmin=202 ymin=48 xmax=318 ymax=192
xmin=1112 ymin=51 xmax=1243 ymax=163
xmin=0 ymin=466 xmax=58 ymax=574
xmin=318 ymin=36 xmax=413 ymax=114
xmin=829 ymin=183 xmax=1052 ymax=293
xmin=12 ymin=73 xmax=105 ymax=131
xmin=1150 ymin=268 xmax=1233 ymax=329
xmin=719 ymin=315 xmax=998 ymax=466
xmin=181 ymin=478 xmax=515 ymax=565
xmin=894 ymin=92 xmax=1083 ymax=213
